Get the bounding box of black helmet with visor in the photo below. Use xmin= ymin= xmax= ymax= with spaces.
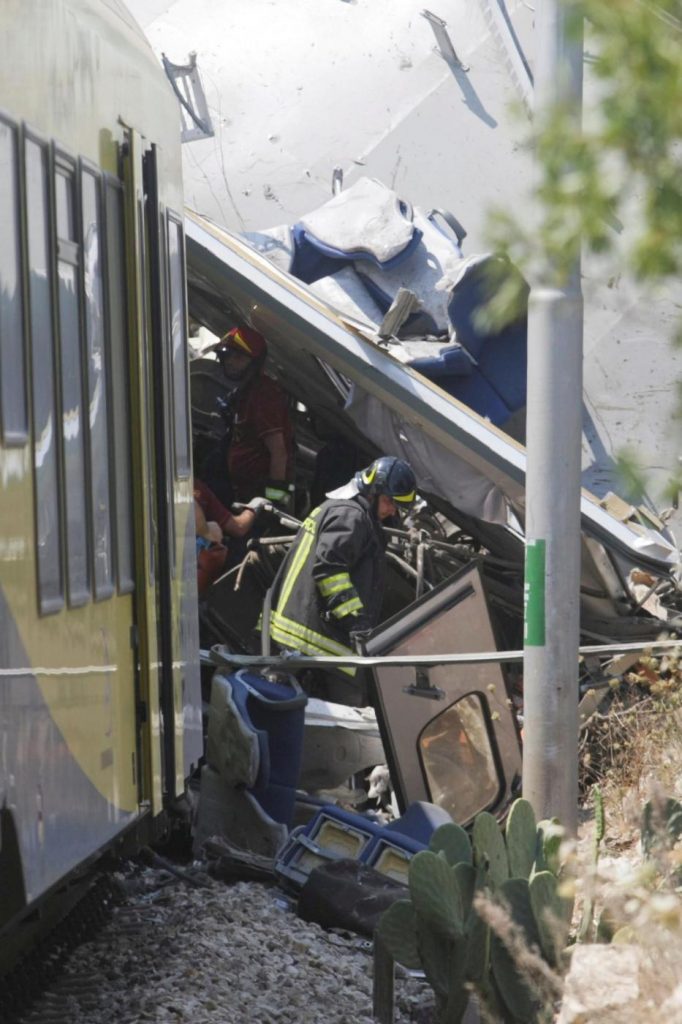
xmin=355 ymin=456 xmax=417 ymax=510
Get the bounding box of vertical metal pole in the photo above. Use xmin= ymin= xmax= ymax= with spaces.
xmin=373 ymin=932 xmax=395 ymax=1024
xmin=522 ymin=0 xmax=584 ymax=835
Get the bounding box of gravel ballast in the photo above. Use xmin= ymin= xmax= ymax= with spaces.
xmin=23 ymin=869 xmax=434 ymax=1024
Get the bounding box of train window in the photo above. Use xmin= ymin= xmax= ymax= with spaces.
xmin=418 ymin=694 xmax=500 ymax=823
xmin=25 ymin=134 xmax=63 ymax=613
xmin=0 ymin=114 xmax=28 ymax=444
xmin=81 ymin=166 xmax=113 ymax=600
xmin=55 ymin=170 xmax=75 ymax=241
xmin=104 ymin=179 xmax=134 ymax=593
xmin=56 ymin=156 xmax=90 ymax=605
xmin=167 ymin=213 xmax=191 ymax=479
xmin=139 ymin=199 xmax=155 ymax=585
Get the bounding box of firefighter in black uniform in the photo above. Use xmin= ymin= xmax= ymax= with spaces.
xmin=269 ymin=456 xmax=417 ymax=700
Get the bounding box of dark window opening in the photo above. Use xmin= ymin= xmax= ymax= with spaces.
xmin=104 ymin=179 xmax=134 ymax=593
xmin=0 ymin=114 xmax=28 ymax=444
xmin=167 ymin=214 xmax=191 ymax=479
xmin=56 ymin=156 xmax=89 ymax=605
xmin=81 ymin=166 xmax=113 ymax=600
xmin=138 ymin=198 xmax=155 ymax=585
xmin=25 ymin=134 xmax=63 ymax=612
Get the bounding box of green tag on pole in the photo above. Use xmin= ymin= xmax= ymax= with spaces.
xmin=524 ymin=540 xmax=546 ymax=647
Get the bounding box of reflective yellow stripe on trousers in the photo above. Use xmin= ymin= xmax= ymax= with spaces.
xmin=270 ymin=611 xmax=356 ymax=676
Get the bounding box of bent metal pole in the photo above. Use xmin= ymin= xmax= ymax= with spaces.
xmin=523 ymin=0 xmax=584 ymax=834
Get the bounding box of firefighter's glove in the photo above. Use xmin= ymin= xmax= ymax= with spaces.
xmin=245 ymin=496 xmax=271 ymax=516
xmin=264 ymin=479 xmax=294 ymax=511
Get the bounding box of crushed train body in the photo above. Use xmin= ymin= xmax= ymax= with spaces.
xmin=185 ymin=182 xmax=681 ymax=845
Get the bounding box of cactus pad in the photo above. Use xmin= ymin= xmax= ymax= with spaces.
xmin=473 ymin=812 xmax=509 ymax=887
xmin=410 ymin=850 xmax=464 ymax=938
xmin=506 ymin=799 xmax=537 ymax=879
xmin=375 ymin=899 xmax=421 ymax=969
xmin=430 ymin=822 xmax=472 ymax=866
xmin=529 ymin=869 xmax=570 ymax=966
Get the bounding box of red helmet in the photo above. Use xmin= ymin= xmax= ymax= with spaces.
xmin=219 ymin=325 xmax=267 ymax=360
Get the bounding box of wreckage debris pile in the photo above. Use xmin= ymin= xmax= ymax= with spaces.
xmin=26 ymin=868 xmax=433 ymax=1024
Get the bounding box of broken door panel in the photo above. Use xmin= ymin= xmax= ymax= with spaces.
xmin=364 ymin=562 xmax=521 ymax=825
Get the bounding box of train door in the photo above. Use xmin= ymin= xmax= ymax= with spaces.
xmin=142 ymin=145 xmax=177 ymax=801
xmin=120 ymin=129 xmax=164 ymax=813
xmin=143 ymin=144 xmax=201 ymax=802
xmin=121 ymin=128 xmax=201 ymax=817
xmin=364 ymin=562 xmax=522 ymax=825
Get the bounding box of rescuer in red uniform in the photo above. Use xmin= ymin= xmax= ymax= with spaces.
xmin=193 ymin=477 xmax=267 ymax=595
xmin=215 ymin=326 xmax=294 ymax=507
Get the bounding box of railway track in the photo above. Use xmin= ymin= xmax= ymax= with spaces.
xmin=0 ymin=862 xmax=432 ymax=1024
xmin=0 ymin=874 xmax=120 ymax=1024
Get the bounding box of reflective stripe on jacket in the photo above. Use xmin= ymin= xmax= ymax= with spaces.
xmin=269 ymin=494 xmax=386 ymax=676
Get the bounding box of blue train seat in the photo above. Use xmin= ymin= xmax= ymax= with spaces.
xmin=290 ymin=223 xmax=423 ymax=284
xmin=447 ymin=255 xmax=529 ymax=417
xmin=290 ymin=224 xmax=349 ymax=284
xmin=354 ymin=207 xmax=465 ymax=334
xmin=290 ymin=177 xmax=423 ymax=283
xmin=207 ymin=670 xmax=307 ymax=829
xmin=275 ymin=800 xmax=452 ymax=888
xmin=407 ymin=342 xmax=474 ymax=379
xmin=398 ymin=255 xmax=528 ymax=426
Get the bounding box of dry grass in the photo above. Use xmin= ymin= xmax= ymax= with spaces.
xmin=480 ymin=650 xmax=682 ymax=1021
xmin=579 ymin=649 xmax=682 ymax=818
xmin=557 ymin=648 xmax=682 ymax=1020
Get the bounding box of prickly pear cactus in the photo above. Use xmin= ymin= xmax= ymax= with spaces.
xmin=376 ymin=799 xmax=569 ymax=1024
xmin=430 ymin=822 xmax=472 ymax=866
xmin=506 ymin=799 xmax=537 ymax=879
xmin=529 ymin=869 xmax=572 ymax=966
xmin=491 ymin=878 xmax=542 ymax=1022
xmin=535 ymin=817 xmax=564 ymax=876
xmin=409 ymin=850 xmax=464 ymax=938
xmin=473 ymin=812 xmax=510 ymax=887
xmin=375 ymin=899 xmax=421 ymax=969
xmin=377 ymin=851 xmax=473 ymax=1024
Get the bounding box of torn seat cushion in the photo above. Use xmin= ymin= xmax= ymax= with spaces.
xmin=206 ymin=673 xmax=265 ymax=789
xmin=209 ymin=670 xmax=307 ymax=830
xmin=308 ymin=266 xmax=385 ymax=327
xmin=298 ymin=177 xmax=420 ymax=268
xmin=206 ymin=670 xmax=307 ymax=793
xmin=355 ymin=207 xmax=466 ymax=333
xmin=384 ymin=800 xmax=453 ymax=845
xmin=434 ymin=369 xmax=513 ymax=425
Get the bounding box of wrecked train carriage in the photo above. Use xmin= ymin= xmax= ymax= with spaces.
xmin=185 ymin=209 xmax=680 ymax=648
xmin=185 ymin=209 xmax=681 ymax=835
